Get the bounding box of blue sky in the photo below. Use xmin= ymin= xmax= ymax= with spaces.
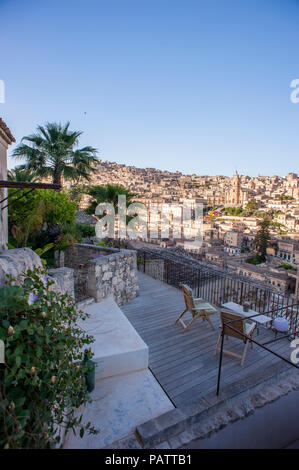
xmin=0 ymin=0 xmax=299 ymax=176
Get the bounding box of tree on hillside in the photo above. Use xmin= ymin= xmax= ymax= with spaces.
xmin=66 ymin=184 xmax=88 ymax=207
xmin=86 ymin=184 xmax=135 ymax=216
xmin=12 ymin=122 xmax=98 ymax=186
xmin=253 ymin=217 xmax=271 ymax=262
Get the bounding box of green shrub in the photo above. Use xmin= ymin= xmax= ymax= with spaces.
xmin=246 ymin=256 xmax=262 ymax=265
xmin=0 ymin=268 xmax=96 ymax=448
xmin=279 ymin=264 xmax=297 ymax=271
xmin=8 ymin=189 xmax=77 ymax=247
xmin=76 ymin=224 xmax=96 ymax=238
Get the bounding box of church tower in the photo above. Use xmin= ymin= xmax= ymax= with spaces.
xmin=231 ymin=171 xmax=240 ymax=205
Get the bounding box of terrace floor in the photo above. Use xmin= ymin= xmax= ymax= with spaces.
xmin=122 ymin=272 xmax=296 ymax=408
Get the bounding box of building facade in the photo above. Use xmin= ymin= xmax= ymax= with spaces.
xmin=0 ymin=118 xmax=15 ymax=250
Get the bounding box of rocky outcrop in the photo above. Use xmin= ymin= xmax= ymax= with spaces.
xmin=0 ymin=248 xmax=43 ymax=286
xmin=0 ymin=248 xmax=75 ymax=299
xmin=75 ymin=210 xmax=98 ymax=225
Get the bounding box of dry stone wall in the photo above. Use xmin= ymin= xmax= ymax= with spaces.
xmin=64 ymin=244 xmax=139 ymax=304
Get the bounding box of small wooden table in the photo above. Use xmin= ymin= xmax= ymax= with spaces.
xmin=222 ymin=302 xmax=272 ymax=334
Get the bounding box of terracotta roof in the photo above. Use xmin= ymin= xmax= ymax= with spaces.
xmin=0 ymin=118 xmax=15 ymax=145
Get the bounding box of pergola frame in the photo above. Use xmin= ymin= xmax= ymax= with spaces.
xmin=0 ymin=180 xmax=61 ymax=211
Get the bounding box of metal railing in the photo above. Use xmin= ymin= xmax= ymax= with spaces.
xmin=137 ymin=248 xmax=299 ymax=338
xmin=216 ymin=311 xmax=299 ymax=395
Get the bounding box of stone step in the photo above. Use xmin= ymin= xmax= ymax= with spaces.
xmin=78 ymin=296 xmax=149 ymax=379
xmin=64 ymin=369 xmax=174 ymax=449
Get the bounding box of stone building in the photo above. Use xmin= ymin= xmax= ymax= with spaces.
xmin=0 ymin=118 xmax=15 ymax=249
xmin=225 ymin=171 xmax=249 ymax=206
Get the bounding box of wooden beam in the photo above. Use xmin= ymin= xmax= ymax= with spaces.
xmin=0 ymin=180 xmax=61 ymax=191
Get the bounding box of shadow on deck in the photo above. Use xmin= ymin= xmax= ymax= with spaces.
xmin=121 ymin=272 xmax=295 ymax=407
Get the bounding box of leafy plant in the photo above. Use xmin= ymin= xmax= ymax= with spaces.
xmin=66 ymin=184 xmax=88 ymax=207
xmin=0 ymin=268 xmax=96 ymax=448
xmin=7 ymin=242 xmax=55 ymax=267
xmin=76 ymin=224 xmax=96 ymax=238
xmin=279 ymin=263 xmax=297 ymax=271
xmin=8 ymin=189 xmax=77 ymax=248
xmin=246 ymin=256 xmax=263 ymax=265
xmin=8 ymin=165 xmax=38 ymax=183
xmin=86 ymin=184 xmax=135 ymax=217
xmin=34 ymin=243 xmax=55 ymax=258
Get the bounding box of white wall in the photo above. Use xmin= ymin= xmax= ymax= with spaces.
xmin=0 ymin=137 xmax=8 ymax=250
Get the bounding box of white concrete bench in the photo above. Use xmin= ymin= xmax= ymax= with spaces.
xmin=78 ymin=297 xmax=148 ymax=379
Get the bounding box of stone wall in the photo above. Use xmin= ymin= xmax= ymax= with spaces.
xmin=48 ymin=267 xmax=75 ymax=299
xmin=64 ymin=244 xmax=139 ymax=305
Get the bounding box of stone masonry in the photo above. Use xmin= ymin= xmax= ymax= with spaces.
xmin=64 ymin=244 xmax=139 ymax=305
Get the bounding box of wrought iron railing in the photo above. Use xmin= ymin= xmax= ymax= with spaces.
xmin=137 ymin=248 xmax=299 ymax=338
xmin=216 ymin=311 xmax=299 ymax=395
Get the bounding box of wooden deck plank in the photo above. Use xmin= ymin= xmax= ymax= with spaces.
xmin=121 ymin=272 xmax=296 ymax=407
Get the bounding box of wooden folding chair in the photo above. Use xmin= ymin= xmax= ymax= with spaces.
xmin=175 ymin=284 xmax=218 ymax=333
xmin=214 ymin=309 xmax=256 ymax=366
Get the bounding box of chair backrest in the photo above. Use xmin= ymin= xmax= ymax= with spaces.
xmin=220 ymin=309 xmax=245 ymax=341
xmin=181 ymin=284 xmax=196 ymax=313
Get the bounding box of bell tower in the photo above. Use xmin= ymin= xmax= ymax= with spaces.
xmin=231 ymin=170 xmax=240 ymax=205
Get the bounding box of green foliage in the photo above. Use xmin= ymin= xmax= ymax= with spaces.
xmin=34 ymin=243 xmax=55 ymax=258
xmin=0 ymin=268 xmax=96 ymax=448
xmin=245 ymin=200 xmax=258 ymax=212
xmin=53 ymin=224 xmax=82 ymax=252
xmin=246 ymin=256 xmax=263 ymax=265
xmin=76 ymin=224 xmax=96 ymax=238
xmin=86 ymin=184 xmax=135 ymax=216
xmin=253 ymin=217 xmax=271 ymax=262
xmin=222 ymin=206 xmax=244 ymax=216
xmin=8 ymin=189 xmax=77 ymax=247
xmin=66 ymin=184 xmax=88 ymax=206
xmin=7 ymin=165 xmax=37 ymax=182
xmin=279 ymin=264 xmax=297 ymax=271
xmin=8 ymin=242 xmax=55 ymax=267
xmin=243 ymin=200 xmax=259 ymax=216
xmin=279 ymin=194 xmax=294 ymax=201
xmin=41 ymin=190 xmax=77 ymax=226
xmin=278 ymin=228 xmax=288 ymax=235
xmin=12 ymin=122 xmax=98 ymax=186
xmin=270 ymin=221 xmax=282 ymax=228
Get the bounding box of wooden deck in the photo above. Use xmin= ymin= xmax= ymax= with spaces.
xmin=122 ymin=272 xmax=295 ymax=407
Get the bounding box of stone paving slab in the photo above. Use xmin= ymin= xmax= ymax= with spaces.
xmin=64 ymin=369 xmax=174 ymax=449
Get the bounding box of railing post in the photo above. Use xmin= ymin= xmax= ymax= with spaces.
xmin=216 ymin=326 xmax=225 ymax=396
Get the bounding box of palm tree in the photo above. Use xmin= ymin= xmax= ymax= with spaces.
xmin=86 ymin=184 xmax=135 ymax=216
xmin=12 ymin=122 xmax=98 ymax=186
xmin=7 ymin=165 xmax=38 ymax=182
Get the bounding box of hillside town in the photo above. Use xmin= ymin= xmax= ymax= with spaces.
xmin=2 ymin=0 xmax=299 ymax=453
xmin=75 ymin=161 xmax=299 ymax=297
